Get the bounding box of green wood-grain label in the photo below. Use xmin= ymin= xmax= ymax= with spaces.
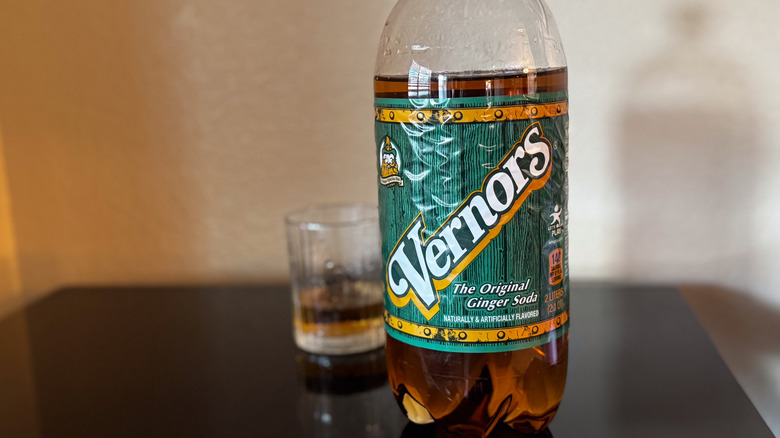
xmin=375 ymin=93 xmax=569 ymax=353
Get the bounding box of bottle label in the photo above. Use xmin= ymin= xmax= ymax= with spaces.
xmin=375 ymin=91 xmax=569 ymax=353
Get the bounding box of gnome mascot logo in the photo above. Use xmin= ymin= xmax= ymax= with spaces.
xmin=379 ymin=136 xmax=404 ymax=187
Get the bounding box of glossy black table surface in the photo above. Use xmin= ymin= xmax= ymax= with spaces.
xmin=0 ymin=284 xmax=772 ymax=437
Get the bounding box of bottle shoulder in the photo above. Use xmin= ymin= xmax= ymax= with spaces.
xmin=375 ymin=0 xmax=566 ymax=76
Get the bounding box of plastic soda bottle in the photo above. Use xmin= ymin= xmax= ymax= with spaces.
xmin=374 ymin=0 xmax=569 ymax=435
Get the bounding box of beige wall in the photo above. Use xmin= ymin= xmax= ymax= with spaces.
xmin=4 ymin=0 xmax=778 ymax=304
xmin=5 ymin=0 xmax=778 ymax=302
xmin=0 ymin=0 xmax=394 ymax=301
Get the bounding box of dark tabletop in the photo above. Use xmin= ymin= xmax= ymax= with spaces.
xmin=0 ymin=284 xmax=772 ymax=438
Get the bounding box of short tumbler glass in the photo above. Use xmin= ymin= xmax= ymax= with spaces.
xmin=285 ymin=204 xmax=385 ymax=355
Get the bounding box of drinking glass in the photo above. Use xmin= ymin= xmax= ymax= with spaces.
xmin=285 ymin=204 xmax=385 ymax=354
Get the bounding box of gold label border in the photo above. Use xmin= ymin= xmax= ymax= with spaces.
xmin=384 ymin=309 xmax=569 ymax=343
xmin=375 ymin=101 xmax=568 ymax=124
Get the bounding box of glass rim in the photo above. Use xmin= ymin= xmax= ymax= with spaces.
xmin=284 ymin=203 xmax=379 ymax=229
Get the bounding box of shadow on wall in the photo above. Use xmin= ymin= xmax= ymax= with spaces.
xmin=616 ymin=3 xmax=759 ymax=286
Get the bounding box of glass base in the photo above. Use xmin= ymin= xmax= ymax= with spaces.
xmin=294 ymin=326 xmax=385 ymax=355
